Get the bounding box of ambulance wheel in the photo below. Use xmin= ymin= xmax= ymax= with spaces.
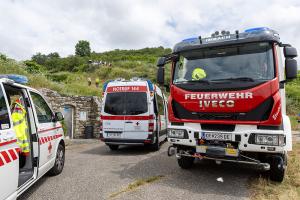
xmin=149 ymin=135 xmax=160 ymax=151
xmin=108 ymin=144 xmax=119 ymax=151
xmin=177 ymin=156 xmax=194 ymax=169
xmin=49 ymin=144 xmax=65 ymax=176
xmin=269 ymin=155 xmax=286 ymax=182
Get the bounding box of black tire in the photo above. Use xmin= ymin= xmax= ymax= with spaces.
xmin=108 ymin=144 xmax=119 ymax=151
xmin=269 ymin=155 xmax=286 ymax=182
xmin=177 ymin=156 xmax=195 ymax=169
xmin=48 ymin=144 xmax=65 ymax=176
xmin=149 ymin=134 xmax=160 ymax=151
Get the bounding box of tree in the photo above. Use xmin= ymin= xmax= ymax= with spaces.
xmin=75 ymin=40 xmax=91 ymax=57
xmin=47 ymin=52 xmax=60 ymax=59
xmin=31 ymin=52 xmax=47 ymax=65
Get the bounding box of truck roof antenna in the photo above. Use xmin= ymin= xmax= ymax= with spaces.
xmin=198 ymin=36 xmax=202 ymax=44
xmin=235 ymin=30 xmax=239 ymax=39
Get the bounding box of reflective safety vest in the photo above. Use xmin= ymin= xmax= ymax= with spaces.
xmin=12 ymin=102 xmax=30 ymax=156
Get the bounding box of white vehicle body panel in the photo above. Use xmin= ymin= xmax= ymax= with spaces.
xmin=0 ymin=79 xmax=64 ymax=200
xmin=101 ymin=80 xmax=167 ymax=145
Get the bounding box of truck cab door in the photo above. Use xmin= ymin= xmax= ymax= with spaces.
xmin=0 ymin=83 xmax=19 ymax=200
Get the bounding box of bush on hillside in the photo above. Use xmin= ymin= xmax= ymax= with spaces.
xmin=24 ymin=61 xmax=45 ymax=74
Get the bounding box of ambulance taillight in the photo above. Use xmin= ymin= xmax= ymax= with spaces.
xmin=148 ymin=115 xmax=154 ymax=132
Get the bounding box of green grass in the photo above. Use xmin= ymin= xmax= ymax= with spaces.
xmin=109 ymin=175 xmax=164 ymax=198
xmin=251 ymin=142 xmax=300 ymax=200
xmin=0 ymin=58 xmax=101 ymax=96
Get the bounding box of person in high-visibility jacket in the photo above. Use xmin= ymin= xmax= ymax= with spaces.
xmin=192 ymin=67 xmax=207 ymax=80
xmin=12 ymin=99 xmax=30 ymax=156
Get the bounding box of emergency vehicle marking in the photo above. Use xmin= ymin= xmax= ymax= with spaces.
xmin=39 ymin=134 xmax=63 ymax=145
xmin=106 ymin=86 xmax=148 ymax=93
xmin=101 ymin=115 xmax=154 ymax=120
xmin=38 ymin=126 xmax=62 ymax=134
xmin=48 ymin=142 xmax=52 ymax=153
xmin=0 ymin=148 xmax=20 ymax=167
xmin=185 ymin=92 xmax=253 ymax=108
xmin=0 ymin=139 xmax=17 ymax=147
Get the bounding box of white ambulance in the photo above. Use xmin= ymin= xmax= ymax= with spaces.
xmin=100 ymin=78 xmax=168 ymax=151
xmin=0 ymin=75 xmax=65 ymax=200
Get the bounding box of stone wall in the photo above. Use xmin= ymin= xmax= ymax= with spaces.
xmin=39 ymin=88 xmax=101 ymax=139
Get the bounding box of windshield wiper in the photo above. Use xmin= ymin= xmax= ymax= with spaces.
xmin=177 ymin=80 xmax=211 ymax=84
xmin=211 ymin=77 xmax=255 ymax=82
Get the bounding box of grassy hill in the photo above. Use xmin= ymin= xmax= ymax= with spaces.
xmin=0 ymin=47 xmax=172 ymax=96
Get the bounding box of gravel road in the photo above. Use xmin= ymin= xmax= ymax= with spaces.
xmin=19 ymin=141 xmax=260 ymax=200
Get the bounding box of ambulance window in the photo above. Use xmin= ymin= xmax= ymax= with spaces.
xmin=104 ymin=92 xmax=148 ymax=115
xmin=104 ymin=93 xmax=125 ymax=115
xmin=0 ymin=87 xmax=10 ymax=130
xmin=30 ymin=92 xmax=53 ymax=123
xmin=126 ymin=92 xmax=147 ymax=115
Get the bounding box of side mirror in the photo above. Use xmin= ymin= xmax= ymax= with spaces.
xmin=54 ymin=112 xmax=64 ymax=121
xmin=284 ymin=46 xmax=297 ymax=58
xmin=285 ymin=58 xmax=298 ymax=80
xmin=157 ymin=57 xmax=166 ymax=67
xmin=157 ymin=67 xmax=165 ymax=85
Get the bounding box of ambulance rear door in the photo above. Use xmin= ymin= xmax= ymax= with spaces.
xmin=0 ymin=83 xmax=19 ymax=200
xmin=123 ymin=91 xmax=150 ymax=139
xmin=102 ymin=91 xmax=125 ymax=139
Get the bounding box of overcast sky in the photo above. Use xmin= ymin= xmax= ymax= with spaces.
xmin=0 ymin=0 xmax=300 ymax=60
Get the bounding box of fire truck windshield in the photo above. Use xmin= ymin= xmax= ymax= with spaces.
xmin=173 ymin=42 xmax=275 ymax=86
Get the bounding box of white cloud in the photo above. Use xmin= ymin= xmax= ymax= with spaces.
xmin=0 ymin=0 xmax=300 ymax=61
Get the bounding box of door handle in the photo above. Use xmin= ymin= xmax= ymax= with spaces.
xmin=125 ymin=121 xmax=133 ymax=123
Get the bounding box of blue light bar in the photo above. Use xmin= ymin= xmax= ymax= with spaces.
xmin=0 ymin=74 xmax=28 ymax=84
xmin=102 ymin=80 xmax=113 ymax=92
xmin=244 ymin=27 xmax=270 ymax=33
xmin=182 ymin=37 xmax=198 ymax=42
xmin=146 ymin=80 xmax=154 ymax=91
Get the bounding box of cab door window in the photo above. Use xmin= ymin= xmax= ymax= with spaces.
xmin=0 ymin=86 xmax=10 ymax=130
xmin=30 ymin=92 xmax=53 ymax=123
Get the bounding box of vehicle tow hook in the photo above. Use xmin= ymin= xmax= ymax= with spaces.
xmin=167 ymin=145 xmax=176 ymax=157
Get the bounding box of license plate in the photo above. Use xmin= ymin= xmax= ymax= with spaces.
xmin=202 ymin=132 xmax=232 ymax=141
xmin=107 ymin=133 xmax=121 ymax=138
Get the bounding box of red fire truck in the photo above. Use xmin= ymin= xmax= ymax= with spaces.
xmin=156 ymin=27 xmax=298 ymax=182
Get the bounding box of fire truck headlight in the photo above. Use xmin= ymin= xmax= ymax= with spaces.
xmin=254 ymin=134 xmax=285 ymax=146
xmin=168 ymin=129 xmax=186 ymax=139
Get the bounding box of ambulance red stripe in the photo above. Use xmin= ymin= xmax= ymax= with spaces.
xmin=0 ymin=157 xmax=4 ymax=166
xmin=106 ymin=86 xmax=148 ymax=93
xmin=8 ymin=149 xmax=17 ymax=160
xmin=39 ymin=134 xmax=63 ymax=145
xmin=15 ymin=147 xmax=21 ymax=153
xmin=0 ymin=139 xmax=17 ymax=147
xmin=38 ymin=126 xmax=62 ymax=134
xmin=101 ymin=115 xmax=154 ymax=120
xmin=1 ymin=151 xmax=11 ymax=163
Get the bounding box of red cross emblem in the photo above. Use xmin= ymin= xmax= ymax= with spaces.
xmin=136 ymin=122 xmax=140 ymax=126
xmin=48 ymin=142 xmax=52 ymax=154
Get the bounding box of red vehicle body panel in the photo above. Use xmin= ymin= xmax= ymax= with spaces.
xmin=168 ymin=44 xmax=282 ymax=126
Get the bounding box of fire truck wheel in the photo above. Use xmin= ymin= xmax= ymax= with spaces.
xmin=108 ymin=144 xmax=119 ymax=151
xmin=177 ymin=156 xmax=195 ymax=169
xmin=269 ymin=155 xmax=286 ymax=182
xmin=48 ymin=144 xmax=65 ymax=176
